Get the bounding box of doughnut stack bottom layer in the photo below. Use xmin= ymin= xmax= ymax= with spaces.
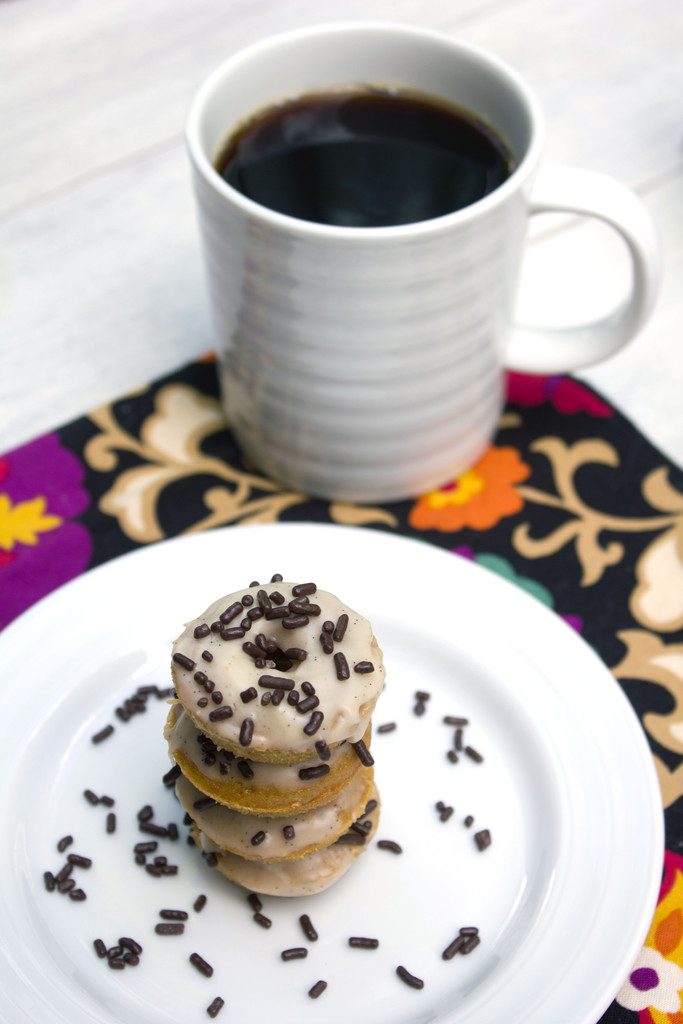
xmin=167 ymin=578 xmax=385 ymax=896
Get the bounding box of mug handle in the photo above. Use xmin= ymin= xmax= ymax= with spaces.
xmin=506 ymin=164 xmax=660 ymax=374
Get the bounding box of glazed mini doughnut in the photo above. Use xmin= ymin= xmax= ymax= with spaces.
xmin=191 ymin=787 xmax=381 ymax=897
xmin=165 ymin=704 xmax=372 ymax=816
xmin=176 ymin=769 xmax=374 ymax=862
xmin=171 ymin=581 xmax=385 ymax=764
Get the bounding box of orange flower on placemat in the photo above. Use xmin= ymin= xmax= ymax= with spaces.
xmin=409 ymin=447 xmax=530 ymax=532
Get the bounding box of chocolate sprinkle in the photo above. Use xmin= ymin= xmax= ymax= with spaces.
xmin=415 ymin=690 xmax=430 ymax=701
xmin=289 ymin=650 xmax=309 ymax=664
xmin=137 ymin=805 xmax=153 ymax=822
xmin=287 ymin=690 xmax=300 ymax=706
xmin=209 ymin=706 xmax=234 ymax=722
xmin=194 ymin=894 xmax=207 ymax=913
xmin=282 ymin=614 xmax=308 ymax=629
xmin=43 ymin=871 xmax=56 ymax=892
xmin=447 ymin=751 xmax=459 ymax=764
xmin=298 ymin=764 xmax=330 ymax=780
xmin=319 ymin=633 xmax=334 ymax=654
xmin=333 ymin=614 xmax=349 ymax=642
xmin=439 ymin=807 xmax=454 ymax=823
xmin=283 ymin=825 xmax=295 ymax=841
xmin=443 ymin=716 xmax=469 ymax=726
xmin=173 ymin=652 xmax=196 ymax=671
xmin=241 ymin=594 xmax=254 ymax=607
xmin=239 ymin=718 xmax=254 ymax=746
xmin=257 ymin=589 xmax=272 ymax=611
xmin=442 ymin=935 xmax=467 ymax=960
xmin=270 ymin=573 xmax=283 ymax=582
xmin=108 ymin=958 xmax=125 ymax=969
xmin=315 ymin=739 xmax=330 ymax=760
xmin=240 ymin=687 xmax=258 ymax=703
xmin=297 ymin=695 xmax=320 ymax=714
xmin=271 ymin=690 xmax=284 ymax=706
xmin=160 ymin=909 xmax=188 ymax=920
xmin=56 ymin=864 xmax=74 ymax=883
xmin=247 ymin=892 xmax=262 ymax=911
xmin=106 ymin=813 xmax=116 ymax=834
xmin=162 ymin=765 xmax=181 ymax=787
xmin=352 ymin=739 xmax=374 ymax=767
xmin=99 ymin=795 xmax=115 ymax=807
xmin=335 ymin=832 xmax=366 ymax=846
xmin=353 ymin=661 xmax=374 ymax=674
xmin=292 ymin=582 xmax=317 ymax=596
xmin=260 ymin=692 xmax=272 ymax=705
xmin=193 ymin=797 xmax=217 ymax=811
xmin=365 ymin=799 xmax=378 ymax=814
xmin=58 ymin=878 xmax=75 ymax=893
xmin=220 ymin=626 xmax=245 ymax=641
xmin=269 ymin=591 xmax=285 ymax=604
xmin=248 ymin=608 xmax=264 ymax=621
xmin=207 ymin=997 xmax=225 ymax=1019
xmin=474 ymin=829 xmax=491 ymax=851
xmin=308 ymin=981 xmax=327 ymax=999
xmin=258 ymin=674 xmax=295 ymax=690
xmin=197 ymin=697 xmax=209 ymax=708
xmin=155 ymin=921 xmax=184 ymax=935
xmin=251 ymin=830 xmax=266 ymax=846
xmin=299 ymin=914 xmax=318 ymax=941
xmin=464 ymin=815 xmax=474 ymax=828
xmin=265 ymin=606 xmax=290 ymax=620
xmin=242 ymin=642 xmax=261 ymax=659
xmin=454 ymin=728 xmax=463 ymax=751
xmin=281 ymin=947 xmax=308 ymax=961
xmin=377 ymin=840 xmax=402 ymax=854
xmin=135 ymin=841 xmax=158 ymax=853
xmin=202 ymin=650 xmax=213 ymax=662
xmin=194 ymin=671 xmax=209 ymax=685
xmin=349 ymin=937 xmax=379 ymax=949
xmin=303 ymin=711 xmax=324 ymax=735
xmin=322 ymin=620 xmax=334 ymax=633
xmin=237 ymin=759 xmax=254 ymax=779
xmin=460 ymin=926 xmax=479 ymax=936
xmin=252 ymin=912 xmax=272 ymax=929
xmin=91 ymin=725 xmax=114 ymax=745
xmin=120 ymin=936 xmax=143 ymax=954
xmin=396 ymin=966 xmax=424 ymax=990
xmin=69 ymin=889 xmax=86 ymax=901
xmin=68 ymin=854 xmax=92 ymax=868
xmin=219 ymin=601 xmax=243 ymax=624
xmin=93 ymin=938 xmax=107 ymax=958
xmin=465 ymin=745 xmax=484 ymax=763
xmin=461 ymin=934 xmax=481 ymax=954
xmin=140 ymin=822 xmax=168 ymax=837
xmin=194 ymin=623 xmax=211 ymax=639
xmin=83 ymin=789 xmax=99 ymax=805
xmin=333 ymin=652 xmax=350 ymax=680
xmin=57 ymin=835 xmax=73 ymax=853
xmin=190 ymin=952 xmax=214 ymax=976
xmin=414 ymin=701 xmax=426 ymax=717
xmin=377 ymin=722 xmax=396 ymax=734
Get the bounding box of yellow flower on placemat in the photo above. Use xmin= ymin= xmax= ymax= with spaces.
xmin=0 ymin=493 xmax=61 ymax=550
xmin=409 ymin=446 xmax=530 ymax=532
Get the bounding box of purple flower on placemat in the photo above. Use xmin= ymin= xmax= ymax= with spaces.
xmin=0 ymin=434 xmax=92 ymax=630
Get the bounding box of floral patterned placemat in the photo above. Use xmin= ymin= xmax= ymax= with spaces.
xmin=2 ymin=356 xmax=683 ymax=1023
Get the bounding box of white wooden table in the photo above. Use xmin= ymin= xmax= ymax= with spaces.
xmin=2 ymin=0 xmax=682 ymax=466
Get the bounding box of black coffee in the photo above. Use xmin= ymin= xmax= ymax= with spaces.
xmin=215 ymin=89 xmax=512 ymax=227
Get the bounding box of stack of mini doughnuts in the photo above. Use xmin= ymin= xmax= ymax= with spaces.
xmin=166 ymin=576 xmax=385 ymax=897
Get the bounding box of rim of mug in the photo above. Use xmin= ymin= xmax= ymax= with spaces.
xmin=185 ymin=20 xmax=545 ymax=240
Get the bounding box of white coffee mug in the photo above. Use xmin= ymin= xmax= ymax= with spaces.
xmin=186 ymin=22 xmax=659 ymax=502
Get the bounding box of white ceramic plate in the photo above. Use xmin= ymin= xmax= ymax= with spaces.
xmin=0 ymin=524 xmax=662 ymax=1024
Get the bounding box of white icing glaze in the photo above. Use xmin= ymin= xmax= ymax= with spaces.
xmin=172 ymin=584 xmax=384 ymax=755
xmin=196 ymin=788 xmax=380 ymax=897
xmin=166 ymin=706 xmax=358 ymax=791
xmin=176 ymin=770 xmax=372 ymax=861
